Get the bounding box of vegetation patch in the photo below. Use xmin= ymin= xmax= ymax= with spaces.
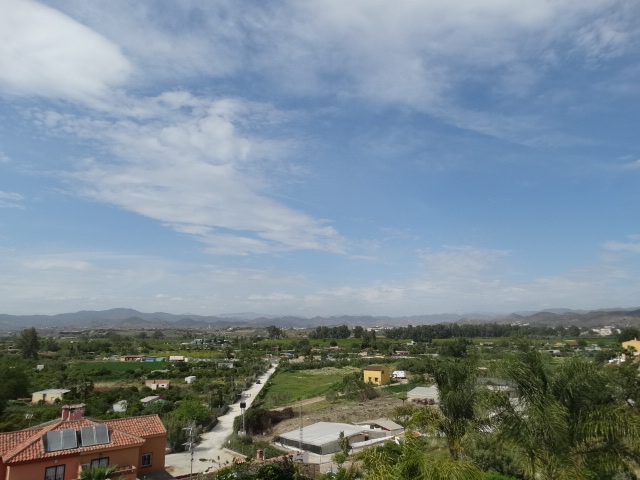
xmin=259 ymin=369 xmax=348 ymax=408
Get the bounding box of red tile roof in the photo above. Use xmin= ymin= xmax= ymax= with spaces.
xmin=0 ymin=415 xmax=165 ymax=465
xmin=364 ymin=365 xmax=387 ymax=371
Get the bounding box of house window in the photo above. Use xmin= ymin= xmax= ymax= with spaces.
xmin=45 ymin=465 xmax=65 ymax=480
xmin=91 ymin=457 xmax=109 ymax=468
xmin=141 ymin=452 xmax=152 ymax=467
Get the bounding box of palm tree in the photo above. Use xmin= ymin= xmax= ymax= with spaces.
xmin=488 ymin=342 xmax=640 ymax=479
xmin=79 ymin=465 xmax=120 ymax=480
xmin=358 ymin=436 xmax=482 ymax=480
xmin=408 ymin=357 xmax=479 ymax=460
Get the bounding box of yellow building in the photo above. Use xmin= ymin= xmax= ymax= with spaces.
xmin=622 ymin=339 xmax=640 ymax=355
xmin=363 ymin=365 xmax=391 ymax=386
xmin=31 ymin=388 xmax=70 ymax=404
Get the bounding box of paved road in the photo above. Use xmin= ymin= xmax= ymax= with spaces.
xmin=165 ymin=364 xmax=277 ymax=477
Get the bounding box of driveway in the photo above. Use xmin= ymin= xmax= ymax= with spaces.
xmin=165 ymin=364 xmax=277 ymax=477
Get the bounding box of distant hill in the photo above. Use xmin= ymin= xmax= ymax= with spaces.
xmin=1 ymin=306 xmax=640 ymax=331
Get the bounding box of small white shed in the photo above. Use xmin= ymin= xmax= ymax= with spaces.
xmin=185 ymin=375 xmax=197 ymax=384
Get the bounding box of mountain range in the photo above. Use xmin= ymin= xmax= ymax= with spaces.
xmin=1 ymin=307 xmax=640 ymax=332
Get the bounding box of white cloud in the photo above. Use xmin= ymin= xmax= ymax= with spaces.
xmin=0 ymin=191 xmax=24 ymax=208
xmin=33 ymin=94 xmax=345 ymax=255
xmin=25 ymin=257 xmax=92 ymax=270
xmin=418 ymin=246 xmax=509 ymax=275
xmin=604 ymin=240 xmax=640 ymax=254
xmin=0 ymin=0 xmax=132 ymax=106
xmin=0 ymin=152 xmax=10 ymax=163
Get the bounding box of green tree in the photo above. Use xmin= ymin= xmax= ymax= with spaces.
xmin=17 ymin=327 xmax=40 ymax=359
xmin=152 ymin=329 xmax=165 ymax=339
xmin=79 ymin=465 xmax=120 ymax=480
xmin=359 ymin=437 xmax=482 ymax=480
xmin=0 ymin=364 xmax=30 ymax=415
xmin=489 ymin=342 xmax=640 ymax=480
xmin=409 ymin=357 xmax=478 ymax=460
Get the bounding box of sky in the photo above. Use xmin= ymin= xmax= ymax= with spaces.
xmin=1 ymin=0 xmax=640 ymax=317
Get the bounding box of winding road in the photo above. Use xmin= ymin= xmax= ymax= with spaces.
xmin=164 ymin=364 xmax=277 ymax=477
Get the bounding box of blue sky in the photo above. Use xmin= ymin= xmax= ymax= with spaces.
xmin=1 ymin=0 xmax=640 ymax=316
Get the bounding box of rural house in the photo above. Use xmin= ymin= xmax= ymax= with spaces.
xmin=145 ymin=380 xmax=170 ymax=390
xmin=363 ymin=365 xmax=390 ymax=386
xmin=0 ymin=404 xmax=167 ymax=480
xmin=31 ymin=389 xmax=70 ymax=405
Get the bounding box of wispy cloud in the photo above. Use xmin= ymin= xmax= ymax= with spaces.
xmin=37 ymin=1 xmax=640 ymax=142
xmin=0 ymin=191 xmax=24 ymax=209
xmin=31 ymin=93 xmax=345 ymax=255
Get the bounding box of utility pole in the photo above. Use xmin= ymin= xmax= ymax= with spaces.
xmin=240 ymin=401 xmax=247 ymax=435
xmin=183 ymin=421 xmax=196 ymax=480
xmin=299 ymin=404 xmax=303 ymax=452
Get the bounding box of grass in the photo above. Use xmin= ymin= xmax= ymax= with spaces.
xmin=72 ymin=361 xmax=163 ymax=375
xmin=225 ymin=433 xmax=286 ymax=460
xmin=384 ymin=383 xmax=419 ymax=394
xmin=260 ymin=368 xmax=354 ymax=408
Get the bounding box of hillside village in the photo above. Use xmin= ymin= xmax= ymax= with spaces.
xmin=0 ymin=321 xmax=639 ymax=480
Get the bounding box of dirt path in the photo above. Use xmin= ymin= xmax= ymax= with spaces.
xmin=272 ymin=396 xmax=326 ymax=411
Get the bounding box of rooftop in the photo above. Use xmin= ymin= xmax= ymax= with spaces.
xmin=0 ymin=410 xmax=165 ymax=465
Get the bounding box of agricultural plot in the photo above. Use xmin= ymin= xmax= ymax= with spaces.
xmin=260 ymin=367 xmax=359 ymax=408
xmin=72 ymin=361 xmax=163 ymax=380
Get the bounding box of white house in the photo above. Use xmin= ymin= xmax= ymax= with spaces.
xmin=145 ymin=379 xmax=170 ymax=390
xmin=185 ymin=376 xmax=197 ymax=384
xmin=112 ymin=400 xmax=128 ymax=412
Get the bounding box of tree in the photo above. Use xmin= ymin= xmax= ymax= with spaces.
xmin=79 ymin=465 xmax=120 ymax=480
xmin=152 ymin=329 xmax=165 ymax=339
xmin=359 ymin=436 xmax=482 ymax=480
xmin=333 ymin=430 xmax=352 ymax=467
xmin=16 ymin=327 xmax=40 ymax=359
xmin=488 ymin=342 xmax=640 ymax=480
xmin=408 ymin=357 xmax=479 ymax=460
xmin=353 ymin=326 xmax=364 ymax=338
xmin=267 ymin=325 xmax=284 ymax=340
xmin=618 ymin=328 xmax=640 ymax=343
xmin=0 ymin=365 xmax=30 ymax=416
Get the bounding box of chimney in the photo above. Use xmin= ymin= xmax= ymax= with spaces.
xmin=61 ymin=404 xmax=85 ymax=421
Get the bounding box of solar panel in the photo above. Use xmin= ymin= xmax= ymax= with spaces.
xmin=45 ymin=429 xmax=78 ymax=452
xmin=46 ymin=431 xmax=63 ymax=452
xmin=61 ymin=428 xmax=78 ymax=449
xmin=81 ymin=426 xmax=96 ymax=447
xmin=81 ymin=425 xmax=110 ymax=447
xmin=94 ymin=425 xmax=109 ymax=445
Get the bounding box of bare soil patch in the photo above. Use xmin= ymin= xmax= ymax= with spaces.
xmin=258 ymin=390 xmax=404 ymax=441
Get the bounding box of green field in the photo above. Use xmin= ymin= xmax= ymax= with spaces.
xmin=260 ymin=367 xmax=358 ymax=408
xmin=72 ymin=361 xmax=164 ymax=374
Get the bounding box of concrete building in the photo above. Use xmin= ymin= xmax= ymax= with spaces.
xmin=0 ymin=405 xmax=167 ymax=480
xmin=112 ymin=400 xmax=128 ymax=413
xmin=145 ymin=380 xmax=170 ymax=390
xmin=31 ymin=389 xmax=70 ymax=405
xmin=407 ymin=386 xmax=439 ymax=405
xmin=363 ymin=365 xmax=390 ymax=386
xmin=354 ymin=418 xmax=404 ymax=436
xmin=140 ymin=396 xmax=161 ymax=407
xmin=276 ymin=422 xmax=387 ymax=455
xmin=184 ymin=376 xmax=197 ymax=384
